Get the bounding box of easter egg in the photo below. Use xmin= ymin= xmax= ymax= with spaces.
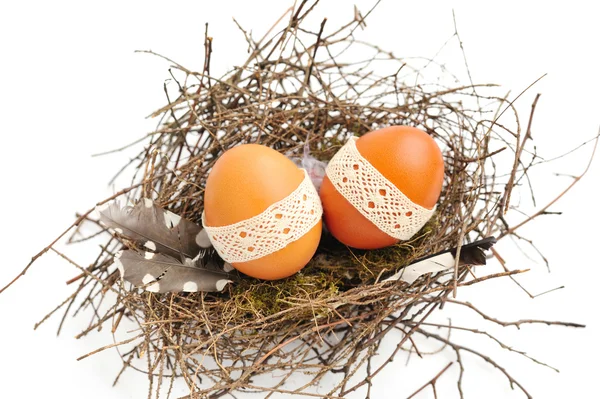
xmin=203 ymin=144 xmax=323 ymax=280
xmin=320 ymin=126 xmax=444 ymax=249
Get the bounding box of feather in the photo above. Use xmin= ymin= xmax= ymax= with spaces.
xmin=114 ymin=250 xmax=232 ymax=293
xmin=382 ymin=237 xmax=497 ymax=284
xmin=449 ymin=236 xmax=496 ymax=265
xmin=289 ymin=140 xmax=328 ymax=191
xmin=300 ymin=153 xmax=327 ymax=191
xmin=191 ymin=247 xmax=234 ymax=273
xmin=96 ymin=198 xmax=210 ymax=260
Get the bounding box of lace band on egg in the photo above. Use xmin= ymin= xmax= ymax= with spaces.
xmin=326 ymin=137 xmax=435 ymax=240
xmin=202 ymin=169 xmax=323 ymax=263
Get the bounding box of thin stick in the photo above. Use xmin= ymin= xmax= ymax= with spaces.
xmin=407 ymin=362 xmax=453 ymax=399
xmin=505 ymin=129 xmax=599 ymax=235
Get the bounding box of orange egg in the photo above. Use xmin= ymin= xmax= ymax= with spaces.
xmin=320 ymin=126 xmax=444 ymax=249
xmin=203 ymin=144 xmax=322 ymax=280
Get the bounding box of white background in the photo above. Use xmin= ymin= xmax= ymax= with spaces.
xmin=1 ymin=1 xmax=599 ymax=398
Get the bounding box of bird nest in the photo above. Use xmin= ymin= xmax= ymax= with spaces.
xmin=5 ymin=2 xmax=594 ymax=398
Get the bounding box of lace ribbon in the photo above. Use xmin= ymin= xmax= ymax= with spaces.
xmin=325 ymin=137 xmax=435 ymax=240
xmin=202 ymin=169 xmax=323 ymax=263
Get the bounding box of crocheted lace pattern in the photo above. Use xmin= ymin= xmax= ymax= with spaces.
xmin=202 ymin=169 xmax=322 ymax=263
xmin=325 ymin=137 xmax=435 ymax=240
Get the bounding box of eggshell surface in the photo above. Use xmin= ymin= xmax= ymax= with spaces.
xmin=204 ymin=144 xmax=322 ymax=280
xmin=320 ymin=126 xmax=444 ymax=249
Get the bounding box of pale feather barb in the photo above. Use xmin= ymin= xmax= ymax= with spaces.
xmin=289 ymin=138 xmax=328 ymax=191
xmin=381 ymin=237 xmax=497 ymax=284
xmin=115 ymin=250 xmax=232 ymax=293
xmin=300 ymin=144 xmax=327 ymax=191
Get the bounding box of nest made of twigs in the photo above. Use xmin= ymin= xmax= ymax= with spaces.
xmin=11 ymin=2 xmax=593 ymax=398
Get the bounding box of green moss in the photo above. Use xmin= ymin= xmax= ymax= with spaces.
xmin=231 ymin=270 xmax=341 ymax=317
xmin=228 ymin=214 xmax=440 ymax=316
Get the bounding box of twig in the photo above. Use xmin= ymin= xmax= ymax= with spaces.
xmin=503 ymin=93 xmax=540 ymax=214
xmin=444 ymin=299 xmax=586 ymax=329
xmin=407 ymin=362 xmax=453 ymax=399
xmin=504 ymin=128 xmax=599 ymax=235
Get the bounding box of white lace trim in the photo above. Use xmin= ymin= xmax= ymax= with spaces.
xmin=325 ymin=137 xmax=435 ymax=240
xmin=202 ymin=169 xmax=323 ymax=263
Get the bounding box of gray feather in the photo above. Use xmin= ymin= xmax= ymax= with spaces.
xmin=96 ymin=198 xmax=207 ymax=260
xmin=114 ymin=250 xmax=232 ymax=293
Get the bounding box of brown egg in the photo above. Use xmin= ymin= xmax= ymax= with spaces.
xmin=203 ymin=144 xmax=322 ymax=280
xmin=320 ymin=126 xmax=444 ymax=249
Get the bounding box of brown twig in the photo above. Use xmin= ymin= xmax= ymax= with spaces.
xmin=504 ymin=128 xmax=599 ymax=236
xmin=407 ymin=362 xmax=453 ymax=399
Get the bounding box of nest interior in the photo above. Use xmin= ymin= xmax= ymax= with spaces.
xmin=13 ymin=2 xmax=591 ymax=398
